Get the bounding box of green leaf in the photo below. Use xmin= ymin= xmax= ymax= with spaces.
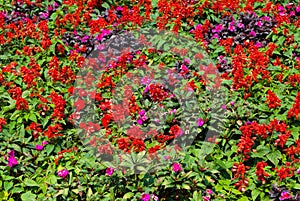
xmin=123 ymin=192 xmax=134 ymax=199
xmin=251 ymin=189 xmax=260 ymax=201
xmin=21 ymin=191 xmax=36 ymax=201
xmin=24 ymin=178 xmax=38 ymax=187
xmin=266 ymin=151 xmax=281 ymax=166
xmin=4 ymin=181 xmax=13 ymax=191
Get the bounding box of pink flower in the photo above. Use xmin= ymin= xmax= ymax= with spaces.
xmin=172 ymin=163 xmax=182 ymax=172
xmin=106 ymin=167 xmax=114 ymax=176
xmin=206 ymin=189 xmax=214 ymax=195
xmin=212 ymin=24 xmax=223 ymax=33
xmin=296 ymin=6 xmax=300 ymax=12
xmin=230 ymin=101 xmax=235 ymax=106
xmin=141 ymin=193 xmax=151 ymax=201
xmin=35 ymin=144 xmax=44 ymax=151
xmin=255 ymin=21 xmax=263 ymax=27
xmin=249 ymin=30 xmax=256 ymax=37
xmin=203 ymin=196 xmax=210 ymax=201
xmin=57 ymin=169 xmax=69 ymax=178
xmin=42 ymin=141 xmax=48 ymax=145
xmin=221 ymin=104 xmax=227 ymax=110
xmin=137 ymin=118 xmax=143 ymax=125
xmin=7 ymin=150 xmax=18 ymax=167
xmin=279 ymin=191 xmax=292 ymax=201
xmin=296 ymin=168 xmax=300 ymax=174
xmin=198 ymin=118 xmax=204 ymax=127
xmin=228 ymin=25 xmax=235 ymax=32
xmin=237 ymin=23 xmax=244 ymax=28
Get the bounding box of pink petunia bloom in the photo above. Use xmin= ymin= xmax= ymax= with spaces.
xmin=212 ymin=24 xmax=223 ymax=33
xmin=237 ymin=23 xmax=244 ymax=28
xmin=296 ymin=6 xmax=300 ymax=12
xmin=296 ymin=168 xmax=300 ymax=174
xmin=249 ymin=30 xmax=256 ymax=37
xmin=228 ymin=25 xmax=236 ymax=32
xmin=203 ymin=196 xmax=210 ymax=201
xmin=7 ymin=150 xmax=18 ymax=167
xmin=35 ymin=144 xmax=44 ymax=151
xmin=141 ymin=193 xmax=151 ymax=201
xmin=255 ymin=21 xmax=263 ymax=27
xmin=172 ymin=163 xmax=182 ymax=172
xmin=206 ymin=189 xmax=213 ymax=195
xmin=279 ymin=191 xmax=292 ymax=201
xmin=57 ymin=169 xmax=69 ymax=178
xmin=106 ymin=167 xmax=114 ymax=176
xmin=197 ymin=118 xmax=204 ymax=127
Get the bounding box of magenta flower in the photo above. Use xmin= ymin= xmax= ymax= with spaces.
xmin=141 ymin=193 xmax=151 ymax=201
xmin=230 ymin=101 xmax=235 ymax=106
xmin=249 ymin=30 xmax=256 ymax=37
xmin=57 ymin=169 xmax=69 ymax=178
xmin=198 ymin=118 xmax=204 ymax=127
xmin=279 ymin=191 xmax=292 ymax=201
xmin=139 ymin=110 xmax=146 ymax=116
xmin=296 ymin=168 xmax=300 ymax=174
xmin=35 ymin=144 xmax=44 ymax=151
xmin=212 ymin=24 xmax=223 ymax=33
xmin=255 ymin=21 xmax=263 ymax=27
xmin=172 ymin=163 xmax=182 ymax=172
xmin=221 ymin=104 xmax=227 ymax=110
xmin=106 ymin=167 xmax=114 ymax=176
xmin=237 ymin=23 xmax=244 ymax=28
xmin=296 ymin=6 xmax=300 ymax=12
xmin=7 ymin=150 xmax=18 ymax=167
xmin=183 ymin=58 xmax=190 ymax=64
xmin=42 ymin=141 xmax=48 ymax=145
xmin=228 ymin=25 xmax=235 ymax=32
xmin=203 ymin=196 xmax=211 ymax=201
xmin=206 ymin=189 xmax=214 ymax=195
xmin=137 ymin=118 xmax=143 ymax=125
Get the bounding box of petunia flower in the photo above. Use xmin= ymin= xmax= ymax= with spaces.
xmin=296 ymin=168 xmax=300 ymax=174
xmin=140 ymin=193 xmax=151 ymax=201
xmin=106 ymin=167 xmax=114 ymax=176
xmin=7 ymin=150 xmax=18 ymax=167
xmin=172 ymin=163 xmax=182 ymax=172
xmin=57 ymin=169 xmax=69 ymax=178
xmin=35 ymin=144 xmax=44 ymax=151
xmin=197 ymin=118 xmax=204 ymax=127
xmin=249 ymin=30 xmax=256 ymax=37
xmin=279 ymin=191 xmax=292 ymax=201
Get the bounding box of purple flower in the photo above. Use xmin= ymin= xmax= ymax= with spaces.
xmin=221 ymin=104 xmax=227 ymax=110
xmin=255 ymin=42 xmax=262 ymax=48
xmin=7 ymin=150 xmax=18 ymax=167
xmin=279 ymin=191 xmax=292 ymax=201
xmin=35 ymin=144 xmax=44 ymax=151
xmin=152 ymin=194 xmax=159 ymax=201
xmin=290 ymin=11 xmax=295 ymax=16
xmin=246 ymin=121 xmax=253 ymax=125
xmin=212 ymin=33 xmax=219 ymax=39
xmin=54 ymin=2 xmax=59 ymax=8
xmin=57 ymin=169 xmax=69 ymax=178
xmin=237 ymin=23 xmax=244 ymax=28
xmin=106 ymin=167 xmax=114 ymax=176
xmin=164 ymin=156 xmax=171 ymax=160
xmin=203 ymin=196 xmax=210 ymax=201
xmin=137 ymin=118 xmax=143 ymax=125
xmin=212 ymin=24 xmax=223 ymax=33
xmin=278 ymin=5 xmax=285 ymax=12
xmin=172 ymin=163 xmax=182 ymax=172
xmin=228 ymin=25 xmax=235 ymax=32
xmin=197 ymin=118 xmax=204 ymax=127
xmin=249 ymin=30 xmax=256 ymax=37
xmin=139 ymin=110 xmax=146 ymax=116
xmin=261 ymin=16 xmax=270 ymax=21
xmin=206 ymin=189 xmax=213 ymax=195
xmin=141 ymin=76 xmax=151 ymax=85
xmin=296 ymin=6 xmax=300 ymax=12
xmin=42 ymin=141 xmax=48 ymax=145
xmin=230 ymin=101 xmax=235 ymax=106
xmin=255 ymin=21 xmax=263 ymax=27
xmin=296 ymin=168 xmax=300 ymax=174
xmin=141 ymin=193 xmax=151 ymax=201
xmin=183 ymin=58 xmax=190 ymax=64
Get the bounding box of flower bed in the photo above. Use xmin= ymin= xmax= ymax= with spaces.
xmin=0 ymin=0 xmax=300 ymax=200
